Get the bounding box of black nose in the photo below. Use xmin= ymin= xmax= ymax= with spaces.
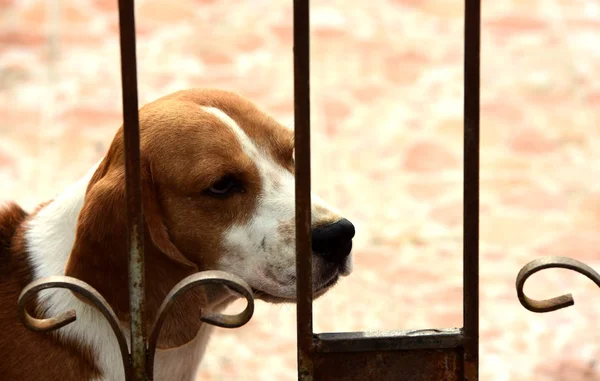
xmin=312 ymin=218 xmax=355 ymax=262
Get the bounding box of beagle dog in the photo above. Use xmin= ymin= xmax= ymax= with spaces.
xmin=0 ymin=89 xmax=355 ymax=381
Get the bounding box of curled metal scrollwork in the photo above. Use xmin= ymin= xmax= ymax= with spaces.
xmin=516 ymin=256 xmax=600 ymax=313
xmin=18 ymin=271 xmax=254 ymax=381
xmin=18 ymin=275 xmax=133 ymax=380
xmin=146 ymin=270 xmax=254 ymax=378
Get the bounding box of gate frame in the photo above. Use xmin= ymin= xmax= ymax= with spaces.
xmin=16 ymin=0 xmax=485 ymax=380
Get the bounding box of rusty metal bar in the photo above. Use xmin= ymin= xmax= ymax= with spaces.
xmin=312 ymin=329 xmax=465 ymax=380
xmin=314 ymin=349 xmax=462 ymax=381
xmin=463 ymin=0 xmax=481 ymax=379
xmin=315 ymin=329 xmax=463 ymax=353
xmin=117 ymin=0 xmax=146 ymax=379
xmin=293 ymin=0 xmax=314 ymax=380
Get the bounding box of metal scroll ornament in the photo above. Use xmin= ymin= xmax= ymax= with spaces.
xmin=516 ymin=256 xmax=600 ymax=313
xmin=18 ymin=270 xmax=255 ymax=381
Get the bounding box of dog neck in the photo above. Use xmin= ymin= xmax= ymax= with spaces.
xmin=24 ymin=163 xmax=232 ymax=381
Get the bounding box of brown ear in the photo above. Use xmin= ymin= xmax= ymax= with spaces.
xmin=65 ymin=159 xmax=198 ymax=311
xmin=142 ymin=162 xmax=197 ymax=269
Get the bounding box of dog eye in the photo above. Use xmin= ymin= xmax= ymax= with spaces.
xmin=205 ymin=176 xmax=242 ymax=197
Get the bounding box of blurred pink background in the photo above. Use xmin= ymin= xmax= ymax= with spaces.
xmin=1 ymin=0 xmax=600 ymax=380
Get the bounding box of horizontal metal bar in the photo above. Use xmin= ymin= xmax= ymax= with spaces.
xmin=313 ymin=348 xmax=462 ymax=381
xmin=314 ymin=328 xmax=463 ymax=353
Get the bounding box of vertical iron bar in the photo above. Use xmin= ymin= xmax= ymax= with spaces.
xmin=463 ymin=0 xmax=481 ymax=380
xmin=294 ymin=0 xmax=314 ymax=380
xmin=117 ymin=0 xmax=147 ymax=380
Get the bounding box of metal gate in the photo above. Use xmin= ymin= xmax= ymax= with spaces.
xmin=293 ymin=0 xmax=481 ymax=379
xmin=16 ymin=0 xmax=484 ymax=380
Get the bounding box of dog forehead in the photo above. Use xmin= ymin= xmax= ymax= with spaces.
xmin=157 ymin=89 xmax=294 ymax=163
xmin=199 ymin=106 xmax=261 ymax=159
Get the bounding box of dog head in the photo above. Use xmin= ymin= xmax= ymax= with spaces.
xmin=65 ymin=89 xmax=355 ymax=313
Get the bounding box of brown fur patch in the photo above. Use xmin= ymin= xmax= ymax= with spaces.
xmin=160 ymin=89 xmax=295 ymax=172
xmin=0 ymin=202 xmax=101 ymax=380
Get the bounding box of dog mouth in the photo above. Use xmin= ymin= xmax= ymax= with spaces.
xmin=251 ymin=271 xmax=341 ymax=303
xmin=316 ymin=273 xmax=341 ymax=294
xmin=249 ymin=252 xmax=352 ymax=303
xmin=251 ymin=288 xmax=294 ymax=303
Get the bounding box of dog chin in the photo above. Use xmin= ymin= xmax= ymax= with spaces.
xmin=251 ymin=273 xmax=341 ymax=304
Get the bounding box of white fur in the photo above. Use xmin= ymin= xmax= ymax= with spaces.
xmin=153 ymin=325 xmax=214 ymax=381
xmin=25 ymin=161 xmax=127 ymax=381
xmin=200 ymin=106 xmax=352 ymax=299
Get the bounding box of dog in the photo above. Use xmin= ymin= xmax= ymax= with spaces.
xmin=0 ymin=89 xmax=355 ymax=381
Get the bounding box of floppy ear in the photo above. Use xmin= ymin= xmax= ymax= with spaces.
xmin=64 ymin=158 xmax=198 ymax=313
xmin=141 ymin=163 xmax=197 ymax=269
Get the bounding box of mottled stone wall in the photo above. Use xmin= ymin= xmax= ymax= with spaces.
xmin=1 ymin=1 xmax=599 ymax=380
